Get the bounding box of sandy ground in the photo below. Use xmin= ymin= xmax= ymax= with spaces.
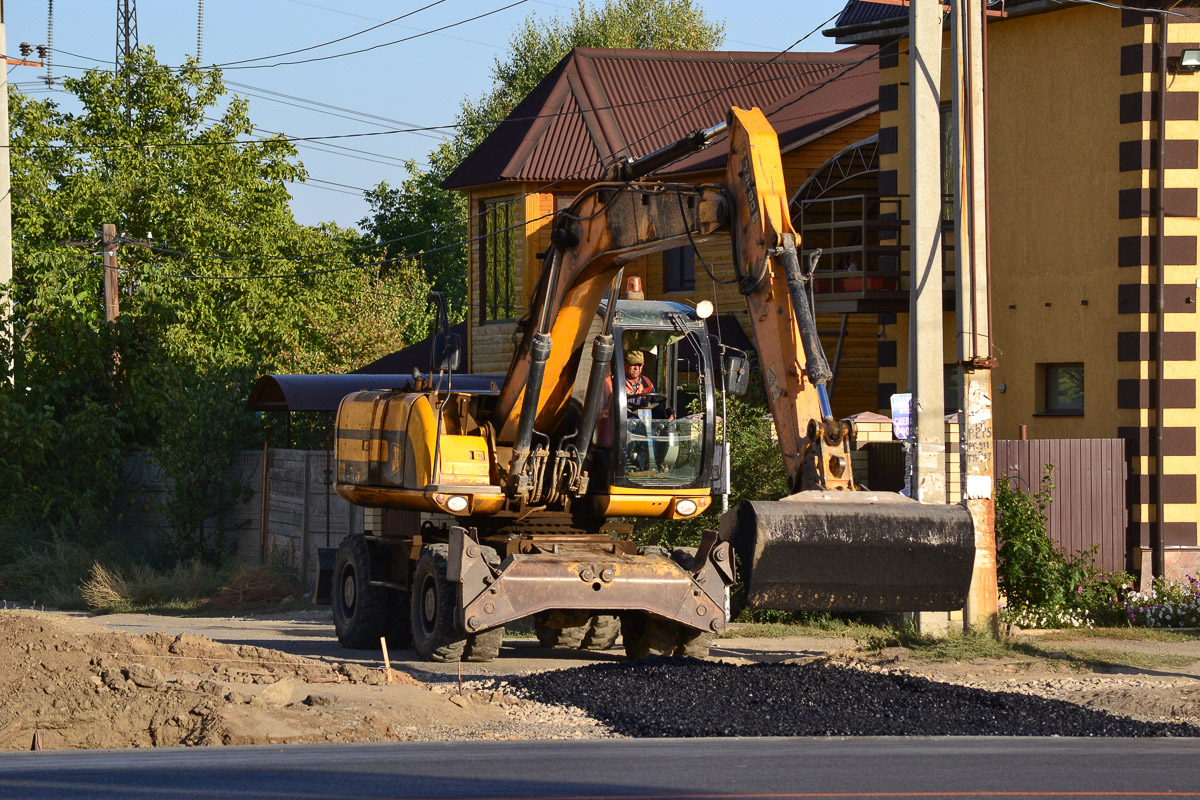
xmin=2 ymin=608 xmax=1198 ymax=751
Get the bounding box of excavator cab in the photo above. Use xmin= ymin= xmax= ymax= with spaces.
xmin=607 ymin=303 xmax=716 ymax=491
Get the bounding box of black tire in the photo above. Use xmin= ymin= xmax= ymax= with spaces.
xmin=333 ymin=535 xmax=407 ymax=650
xmin=410 ymin=544 xmax=467 ymax=662
xmin=534 ymin=612 xmax=587 ymax=649
xmin=581 ymin=615 xmax=620 ymax=650
xmin=620 ymin=611 xmax=679 ymax=659
xmin=463 ymin=626 xmax=505 ymax=662
xmin=669 ymin=547 xmax=712 ymax=658
xmin=675 ymin=627 xmax=712 ymax=658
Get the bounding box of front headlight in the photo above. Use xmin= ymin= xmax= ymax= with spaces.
xmin=446 ymin=495 xmax=469 ymax=513
xmin=675 ymin=499 xmax=698 ymax=516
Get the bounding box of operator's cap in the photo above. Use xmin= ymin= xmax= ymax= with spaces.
xmin=625 ymin=350 xmax=645 ymax=365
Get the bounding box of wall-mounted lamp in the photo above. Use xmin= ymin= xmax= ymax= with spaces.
xmin=1170 ymin=48 xmax=1200 ymax=73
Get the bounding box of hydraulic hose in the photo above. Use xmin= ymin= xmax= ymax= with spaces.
xmin=779 ymin=235 xmax=833 ymax=387
xmin=509 ymin=333 xmax=554 ymax=484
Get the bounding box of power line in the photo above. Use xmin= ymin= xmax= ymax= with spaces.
xmin=213 ymin=1 xmax=448 ymax=68
xmin=216 ymin=0 xmax=530 ymax=71
xmin=203 ymin=114 xmax=420 ymax=169
xmin=225 ymin=80 xmax=446 ymax=141
xmin=281 ymin=0 xmax=503 ymax=50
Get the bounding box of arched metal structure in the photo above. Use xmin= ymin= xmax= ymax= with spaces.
xmin=789 ymin=135 xmax=901 ymax=306
xmin=787 ymin=136 xmax=899 ymax=409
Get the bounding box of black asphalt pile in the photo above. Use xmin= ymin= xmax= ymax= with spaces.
xmin=505 ymin=658 xmax=1200 ymax=738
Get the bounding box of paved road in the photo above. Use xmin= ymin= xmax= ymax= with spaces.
xmin=1 ymin=737 xmax=1198 ymax=799
xmin=56 ymin=610 xmax=852 ymax=681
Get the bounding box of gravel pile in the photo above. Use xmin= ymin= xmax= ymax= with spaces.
xmin=505 ymin=657 xmax=1200 ymax=738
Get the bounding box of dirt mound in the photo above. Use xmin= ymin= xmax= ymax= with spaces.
xmin=0 ymin=611 xmax=587 ymax=750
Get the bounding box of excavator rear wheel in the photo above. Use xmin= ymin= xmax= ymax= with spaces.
xmin=581 ymin=615 xmax=620 ymax=650
xmin=533 ymin=611 xmax=589 ymax=649
xmin=619 ymin=612 xmax=679 ymax=659
xmin=410 ymin=544 xmax=467 ymax=662
xmin=332 ymin=535 xmax=411 ymax=650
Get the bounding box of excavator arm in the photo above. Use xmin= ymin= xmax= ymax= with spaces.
xmin=717 ymin=108 xmax=975 ymax=613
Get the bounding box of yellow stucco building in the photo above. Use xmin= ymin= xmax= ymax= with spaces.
xmin=830 ymin=0 xmax=1200 ymax=578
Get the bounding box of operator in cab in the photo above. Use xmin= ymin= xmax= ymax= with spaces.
xmin=621 ymin=350 xmax=656 ymax=415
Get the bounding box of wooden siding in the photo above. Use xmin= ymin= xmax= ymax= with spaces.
xmin=817 ymin=312 xmax=879 ymax=419
xmin=782 ymin=115 xmax=880 ymax=194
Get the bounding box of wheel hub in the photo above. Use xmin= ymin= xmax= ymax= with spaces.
xmin=342 ymin=572 xmax=356 ymax=611
xmin=422 ymin=583 xmax=437 ymax=626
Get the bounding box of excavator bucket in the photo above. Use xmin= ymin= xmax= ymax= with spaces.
xmin=720 ymin=491 xmax=975 ymax=612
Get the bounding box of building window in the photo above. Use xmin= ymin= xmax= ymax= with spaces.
xmin=664 ymin=246 xmax=695 ymax=292
xmin=480 ymin=198 xmax=516 ymax=323
xmin=1041 ymin=363 xmax=1085 ymax=416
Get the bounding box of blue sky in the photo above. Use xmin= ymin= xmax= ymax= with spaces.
xmin=6 ymin=0 xmax=849 ymax=230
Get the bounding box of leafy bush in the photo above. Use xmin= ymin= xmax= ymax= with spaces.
xmin=996 ymin=466 xmax=1134 ymax=629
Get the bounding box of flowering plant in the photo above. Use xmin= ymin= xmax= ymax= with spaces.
xmin=1120 ymin=575 xmax=1200 ymax=628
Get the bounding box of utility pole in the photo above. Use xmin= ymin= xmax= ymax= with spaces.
xmin=103 ymin=224 xmax=120 ymax=322
xmin=907 ymin=0 xmax=947 ymax=506
xmin=1 ymin=1 xmax=13 ymax=381
xmin=950 ymin=0 xmax=998 ymax=632
xmin=116 ymin=0 xmax=137 ymax=125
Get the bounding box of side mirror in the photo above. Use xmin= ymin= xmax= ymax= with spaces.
xmin=723 ymin=353 xmax=750 ymax=396
xmin=432 ymin=332 xmax=461 ymax=373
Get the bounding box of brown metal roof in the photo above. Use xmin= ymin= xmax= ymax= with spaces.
xmin=443 ymin=47 xmax=875 ymax=190
xmin=662 ymin=50 xmax=879 ymax=176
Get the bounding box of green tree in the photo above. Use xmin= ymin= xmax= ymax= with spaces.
xmin=360 ymin=0 xmax=725 ymax=321
xmin=3 ymin=50 xmax=432 ymax=560
xmin=358 ymin=147 xmax=467 ymax=318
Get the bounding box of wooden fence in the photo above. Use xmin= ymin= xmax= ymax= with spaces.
xmin=115 ymin=449 xmax=362 ymax=585
xmin=262 ymin=449 xmax=362 ymax=585
xmin=993 ymin=439 xmax=1127 ymax=574
xmin=114 ymin=451 xmax=265 ymax=559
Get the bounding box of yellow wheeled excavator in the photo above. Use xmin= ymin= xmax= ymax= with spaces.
xmin=322 ymin=107 xmax=975 ymax=662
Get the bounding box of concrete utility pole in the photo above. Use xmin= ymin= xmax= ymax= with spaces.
xmin=950 ymin=0 xmax=998 ymax=632
xmin=907 ymin=0 xmax=947 ymax=504
xmin=103 ymin=224 xmax=120 ymax=322
xmin=1 ymin=0 xmax=13 ymax=380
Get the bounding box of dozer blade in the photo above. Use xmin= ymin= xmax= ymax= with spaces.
xmin=719 ymin=491 xmax=975 ymax=612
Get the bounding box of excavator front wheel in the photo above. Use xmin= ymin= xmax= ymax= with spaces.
xmin=410 ymin=544 xmax=468 ymax=662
